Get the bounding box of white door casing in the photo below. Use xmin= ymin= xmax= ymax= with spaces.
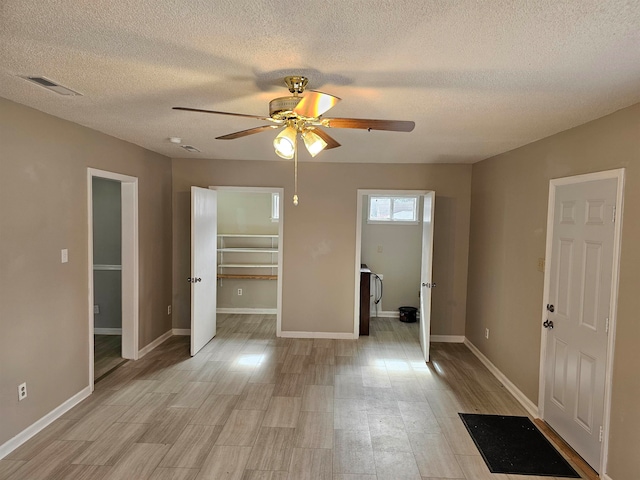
xmin=190 ymin=186 xmax=217 ymax=356
xmin=542 ymin=174 xmax=621 ymax=472
xmin=419 ymin=192 xmax=436 ymax=362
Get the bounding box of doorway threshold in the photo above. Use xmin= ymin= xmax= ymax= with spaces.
xmin=533 ymin=418 xmax=599 ymax=480
xmin=94 ymin=359 xmax=129 ymax=384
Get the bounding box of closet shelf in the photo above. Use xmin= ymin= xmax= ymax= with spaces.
xmin=217 ymin=274 xmax=277 ymax=280
xmin=217 ymin=248 xmax=278 ymax=253
xmin=219 ymin=263 xmax=278 ymax=268
xmin=217 ymin=234 xmax=279 ymax=280
xmin=218 ymin=234 xmax=278 ymax=238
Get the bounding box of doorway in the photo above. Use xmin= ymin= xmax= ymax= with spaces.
xmin=354 ymin=189 xmax=435 ymax=361
xmin=191 ymin=186 xmax=284 ymax=348
xmin=216 ymin=189 xmax=280 ymax=314
xmin=92 ymin=177 xmax=123 ymax=379
xmin=538 ymin=169 xmax=624 ymax=474
xmin=214 ymin=187 xmax=283 ymax=334
xmin=87 ymin=168 xmax=139 ymax=387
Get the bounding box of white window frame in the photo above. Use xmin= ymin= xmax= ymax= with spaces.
xmin=367 ymin=195 xmax=419 ymax=225
xmin=271 ymin=192 xmax=280 ymax=222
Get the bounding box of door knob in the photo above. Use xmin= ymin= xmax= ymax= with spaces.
xmin=546 ymin=304 xmax=555 ymax=313
xmin=543 ymin=319 xmax=554 ymax=329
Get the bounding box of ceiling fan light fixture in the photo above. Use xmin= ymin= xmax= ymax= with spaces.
xmin=302 ymin=129 xmax=327 ymax=157
xmin=273 ymin=126 xmax=296 ymax=159
xmin=175 ymin=76 xmax=414 ymax=206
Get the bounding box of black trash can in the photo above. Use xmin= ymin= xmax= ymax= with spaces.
xmin=398 ymin=306 xmax=417 ymax=323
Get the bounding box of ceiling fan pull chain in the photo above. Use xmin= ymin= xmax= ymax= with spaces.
xmin=293 ymin=134 xmax=299 ymax=206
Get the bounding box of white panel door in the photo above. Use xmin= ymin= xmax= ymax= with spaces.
xmin=544 ymin=178 xmax=617 ymax=469
xmin=190 ymin=187 xmax=217 ymax=356
xmin=419 ymin=192 xmax=435 ymax=362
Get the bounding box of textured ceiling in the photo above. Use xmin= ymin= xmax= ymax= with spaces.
xmin=1 ymin=0 xmax=639 ymax=164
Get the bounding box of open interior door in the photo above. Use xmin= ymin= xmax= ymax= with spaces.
xmin=419 ymin=192 xmax=435 ymax=362
xmin=190 ymin=186 xmax=217 ymax=356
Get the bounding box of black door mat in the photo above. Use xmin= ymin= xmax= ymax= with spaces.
xmin=459 ymin=413 xmax=581 ymax=477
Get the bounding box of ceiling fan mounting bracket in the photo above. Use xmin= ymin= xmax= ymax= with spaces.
xmin=284 ymin=76 xmax=308 ymax=95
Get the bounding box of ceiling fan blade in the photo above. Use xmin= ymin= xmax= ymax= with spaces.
xmin=311 ymin=127 xmax=341 ymax=149
xmin=293 ymin=91 xmax=341 ymax=118
xmin=323 ymin=117 xmax=415 ymax=132
xmin=216 ymin=125 xmax=281 ymax=140
xmin=173 ymin=107 xmax=275 ymax=122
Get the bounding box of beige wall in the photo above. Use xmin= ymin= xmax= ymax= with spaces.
xmin=466 ymin=103 xmax=640 ymax=478
xmin=172 ymin=160 xmax=472 ymax=336
xmin=0 ymin=98 xmax=173 ymax=447
xmin=361 ymin=196 xmax=423 ymax=313
xmin=218 ymin=191 xmax=277 ymax=235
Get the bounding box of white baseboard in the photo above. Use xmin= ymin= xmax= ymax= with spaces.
xmin=172 ymin=329 xmax=190 ymax=336
xmin=0 ymin=386 xmax=92 ymax=460
xmin=138 ymin=330 xmax=172 ymax=358
xmin=464 ymin=338 xmax=539 ymax=418
xmin=374 ymin=310 xmax=421 ymax=319
xmin=279 ymin=331 xmax=357 ymax=340
xmin=602 ymin=474 xmax=613 ymax=480
xmin=431 ymin=335 xmax=465 ymax=343
xmin=375 ymin=311 xmax=400 ymax=318
xmin=216 ymin=308 xmax=277 ymax=314
xmin=94 ymin=328 xmax=122 ymax=335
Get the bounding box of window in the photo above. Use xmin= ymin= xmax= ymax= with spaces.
xmin=271 ymin=192 xmax=280 ymax=222
xmin=368 ymin=195 xmax=418 ymax=224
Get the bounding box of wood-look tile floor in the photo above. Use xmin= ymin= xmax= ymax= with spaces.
xmin=94 ymin=334 xmax=126 ymax=381
xmin=1 ymin=315 xmax=592 ymax=480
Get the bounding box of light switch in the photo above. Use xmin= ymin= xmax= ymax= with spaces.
xmin=61 ymin=249 xmax=68 ymax=263
xmin=377 ymin=245 xmax=383 ymax=253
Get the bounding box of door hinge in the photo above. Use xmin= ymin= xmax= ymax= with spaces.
xmin=599 ymin=426 xmax=603 ymax=443
xmin=605 ymin=317 xmax=610 ymax=334
xmin=612 ymin=206 xmax=616 ymax=223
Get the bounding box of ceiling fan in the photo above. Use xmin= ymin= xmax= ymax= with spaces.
xmin=173 ymin=76 xmax=415 ymax=204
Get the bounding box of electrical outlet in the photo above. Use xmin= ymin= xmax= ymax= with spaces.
xmin=94 ymin=305 xmax=100 ymax=314
xmin=237 ymin=288 xmax=243 ymax=296
xmin=167 ymin=305 xmax=172 ymax=315
xmin=18 ymin=383 xmax=27 ymax=401
xmin=485 ymin=328 xmax=490 ymax=339
xmin=377 ymin=245 xmax=383 ymax=253
xmin=537 ymin=257 xmax=545 ymax=273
